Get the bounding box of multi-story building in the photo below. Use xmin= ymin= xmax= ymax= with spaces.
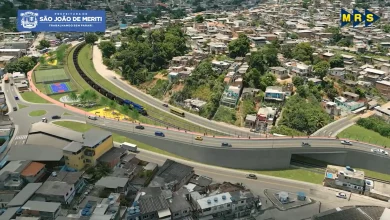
xmin=63 ymin=129 xmax=113 ymax=170
xmin=264 ymin=86 xmax=285 ymax=102
xmin=323 ymin=165 xmax=365 ymax=194
xmin=375 ymin=80 xmax=390 ymax=99
xmin=34 ymin=180 xmax=76 ymax=205
xmin=21 ymin=200 xmax=61 ymax=220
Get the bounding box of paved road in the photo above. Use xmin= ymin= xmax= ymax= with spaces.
xmin=312 ymin=115 xmax=357 ymax=137
xmin=4 ymin=86 xmax=390 ymax=219
xmin=91 ymin=45 xmax=255 ymax=137
xmin=134 ymin=145 xmax=390 ymax=219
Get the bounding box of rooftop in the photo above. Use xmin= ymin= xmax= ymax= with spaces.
xmin=150 ymin=159 xmax=193 ymax=188
xmin=63 ymin=141 xmax=83 ymax=153
xmin=20 ymin=162 xmax=45 ymax=177
xmin=7 ymin=183 xmax=42 ymax=207
xmin=138 ymin=195 xmax=169 ymax=214
xmin=22 ymin=200 xmax=61 ymax=213
xmin=197 ymin=192 xmax=232 ymax=210
xmin=312 ymin=206 xmax=387 ymax=220
xmin=36 ymin=181 xmax=72 ymax=196
xmin=83 ymin=129 xmax=112 ymax=148
xmin=8 ymin=144 xmax=63 ymax=161
xmin=28 ymin=122 xmax=83 ymax=142
xmin=98 ymin=147 xmax=126 ymax=164
xmin=95 ymin=176 xmax=128 ymax=189
xmin=46 ymin=171 xmax=83 ymax=185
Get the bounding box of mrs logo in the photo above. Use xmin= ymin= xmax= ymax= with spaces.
xmin=20 ymin=11 xmax=39 ymax=29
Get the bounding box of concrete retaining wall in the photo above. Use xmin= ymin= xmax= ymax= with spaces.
xmin=102 ymin=126 xmax=390 ymax=174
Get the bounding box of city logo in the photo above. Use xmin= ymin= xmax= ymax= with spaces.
xmin=340 ymin=8 xmax=380 ymax=27
xmin=20 ymin=11 xmax=39 ymax=29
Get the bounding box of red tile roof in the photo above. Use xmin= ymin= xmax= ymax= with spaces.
xmin=21 ymin=162 xmax=45 ymax=177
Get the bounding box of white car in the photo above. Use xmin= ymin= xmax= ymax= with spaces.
xmin=371 ymin=148 xmax=389 ymax=155
xmin=336 ymin=192 xmax=347 ymax=199
xmin=341 ymin=140 xmax=352 ymax=145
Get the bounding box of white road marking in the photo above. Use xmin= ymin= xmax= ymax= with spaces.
xmin=14 ymin=135 xmax=28 ymax=140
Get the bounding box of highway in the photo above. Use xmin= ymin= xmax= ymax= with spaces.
xmin=91 ymin=45 xmax=255 ymax=137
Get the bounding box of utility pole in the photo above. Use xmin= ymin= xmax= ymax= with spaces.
xmin=319 ymin=201 xmax=321 ymax=213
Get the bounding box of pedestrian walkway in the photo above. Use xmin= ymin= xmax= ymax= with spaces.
xmin=14 ymin=135 xmax=28 ymax=140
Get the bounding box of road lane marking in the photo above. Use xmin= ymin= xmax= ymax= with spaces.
xmin=14 ymin=135 xmax=28 ymax=140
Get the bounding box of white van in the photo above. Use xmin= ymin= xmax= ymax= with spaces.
xmin=120 ymin=142 xmax=137 ymax=152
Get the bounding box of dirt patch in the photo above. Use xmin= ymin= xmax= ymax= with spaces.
xmin=162 ymin=83 xmax=184 ymax=102
xmin=138 ymin=79 xmax=158 ymax=92
xmin=154 ymin=73 xmax=168 ymax=80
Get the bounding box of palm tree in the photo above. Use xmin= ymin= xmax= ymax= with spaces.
xmin=79 ymin=93 xmax=87 ymax=103
xmin=68 ymin=92 xmax=78 ymax=102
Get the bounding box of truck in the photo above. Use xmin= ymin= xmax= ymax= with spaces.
xmin=120 ymin=142 xmax=137 ymax=152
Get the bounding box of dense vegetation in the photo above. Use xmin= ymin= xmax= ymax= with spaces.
xmin=102 ymin=26 xmax=187 ymax=85
xmin=278 ymin=95 xmax=332 ymax=135
xmin=171 ymin=61 xmax=225 ymax=119
xmin=357 ymin=116 xmax=390 ymax=138
xmin=5 ymin=56 xmax=37 ymax=73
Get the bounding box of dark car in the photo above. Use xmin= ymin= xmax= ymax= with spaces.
xmin=246 ymin=174 xmax=257 ymax=179
xmin=88 ymin=116 xmax=98 ymax=120
xmin=52 ymin=115 xmax=61 ymax=119
xmin=162 ymin=103 xmax=169 ymax=107
xmin=135 ymin=125 xmax=145 ymax=130
xmin=221 ymin=142 xmax=232 ymax=147
xmin=302 ymin=142 xmax=311 ymax=147
xmin=14 ymin=96 xmax=19 ymax=100
xmin=13 ymin=107 xmax=17 ymax=111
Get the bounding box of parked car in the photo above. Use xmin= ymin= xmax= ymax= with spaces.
xmin=162 ymin=103 xmax=169 ymax=107
xmin=301 ymin=142 xmax=311 ymax=147
xmin=195 ymin=136 xmax=203 ymax=141
xmin=341 ymin=140 xmax=352 ymax=145
xmin=135 ymin=125 xmax=145 ymax=130
xmin=52 ymin=115 xmax=61 ymax=119
xmin=221 ymin=142 xmax=232 ymax=147
xmin=246 ymin=174 xmax=257 ymax=179
xmin=155 ymin=131 xmax=165 ymax=137
xmin=336 ymin=192 xmax=347 ymax=199
xmin=88 ymin=116 xmax=97 ymax=120
xmin=371 ymin=148 xmax=388 ymax=155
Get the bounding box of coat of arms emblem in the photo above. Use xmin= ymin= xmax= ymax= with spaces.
xmin=20 ymin=12 xmax=39 ymax=29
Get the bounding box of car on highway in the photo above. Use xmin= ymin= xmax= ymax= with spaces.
xmin=88 ymin=116 xmax=98 ymax=120
xmin=371 ymin=148 xmax=388 ymax=155
xmin=301 ymin=142 xmax=311 ymax=147
xmin=42 ymin=118 xmax=48 ymax=123
xmin=336 ymin=192 xmax=347 ymax=199
xmin=341 ymin=140 xmax=352 ymax=145
xmin=162 ymin=103 xmax=169 ymax=108
xmin=135 ymin=125 xmax=145 ymax=130
xmin=52 ymin=115 xmax=61 ymax=119
xmin=221 ymin=142 xmax=232 ymax=147
xmin=155 ymin=131 xmax=165 ymax=137
xmin=195 ymin=136 xmax=203 ymax=141
xmin=14 ymin=96 xmax=19 ymax=100
xmin=246 ymin=174 xmax=257 ymax=179
xmin=13 ymin=107 xmax=17 ymax=111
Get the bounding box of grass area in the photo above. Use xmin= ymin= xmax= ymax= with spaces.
xmin=361 ymin=169 xmax=390 ymax=181
xmin=213 ymin=106 xmax=237 ymax=125
xmin=338 ymin=125 xmax=390 ymax=147
xmin=76 ymin=44 xmax=221 ymax=135
xmin=248 ymin=169 xmax=325 ymax=185
xmin=17 ymin=104 xmax=28 ymax=109
xmin=20 ymin=91 xmax=51 ymax=104
xmin=29 ymin=110 xmax=47 ymax=117
xmin=53 ymin=121 xmax=186 ymax=159
xmin=54 ymin=121 xmax=326 ymax=184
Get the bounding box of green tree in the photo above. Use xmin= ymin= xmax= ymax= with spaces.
xmin=85 ymin=33 xmax=98 ymax=44
xmin=292 ymin=42 xmax=315 ymax=63
xmin=228 ymin=34 xmax=250 ymax=58
xmin=68 ymin=92 xmax=78 ymax=102
xmin=195 ymin=15 xmax=204 ymax=23
xmin=292 ymin=76 xmax=304 ymax=87
xmin=99 ymin=96 xmax=110 ymax=107
xmin=383 ymin=24 xmax=390 ymax=33
xmin=281 ymin=44 xmax=294 ymax=59
xmin=329 ymin=55 xmax=344 ymax=68
xmin=248 ymin=51 xmax=266 ymax=74
xmin=39 ymin=39 xmax=50 ymax=49
xmin=55 ymin=33 xmax=62 ymax=40
xmin=261 ymin=45 xmax=280 ymax=67
xmin=244 ymin=68 xmax=261 ymax=88
xmin=313 ymin=61 xmax=330 ymax=79
xmin=99 ymin=41 xmax=116 ymax=58
xmin=289 ymin=33 xmax=299 ymax=39
xmin=5 ymin=56 xmax=35 ymax=73
xmin=108 ymin=100 xmax=117 ymax=111
xmin=259 ymin=73 xmax=276 ymax=91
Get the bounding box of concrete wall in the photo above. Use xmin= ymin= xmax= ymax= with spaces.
xmin=100 ymin=126 xmax=390 ymax=174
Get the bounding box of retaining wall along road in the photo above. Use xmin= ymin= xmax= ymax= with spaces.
xmin=98 ymin=124 xmax=390 ymax=174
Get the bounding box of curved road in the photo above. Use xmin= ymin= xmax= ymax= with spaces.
xmin=91 ymin=45 xmax=255 ymax=137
